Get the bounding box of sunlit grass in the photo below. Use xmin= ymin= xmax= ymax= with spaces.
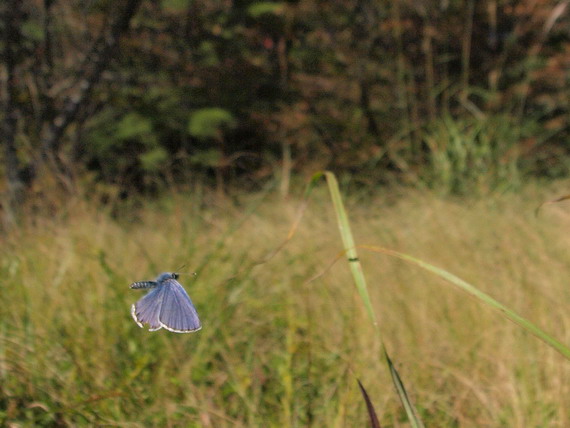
xmin=2 ymin=181 xmax=570 ymax=426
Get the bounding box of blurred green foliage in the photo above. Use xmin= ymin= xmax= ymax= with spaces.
xmin=3 ymin=0 xmax=570 ymax=195
xmin=247 ymin=2 xmax=285 ymax=18
xmin=189 ymin=148 xmax=223 ymax=168
xmin=420 ymin=114 xmax=531 ymax=194
xmin=188 ymin=108 xmax=237 ymax=140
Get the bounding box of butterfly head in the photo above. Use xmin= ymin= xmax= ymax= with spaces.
xmin=156 ymin=272 xmax=179 ymax=282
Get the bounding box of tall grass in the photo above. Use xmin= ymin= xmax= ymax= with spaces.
xmin=2 ymin=181 xmax=570 ymax=426
xmin=417 ymin=114 xmax=539 ymax=195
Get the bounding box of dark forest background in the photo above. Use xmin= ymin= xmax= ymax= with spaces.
xmin=2 ymin=0 xmax=570 ymax=213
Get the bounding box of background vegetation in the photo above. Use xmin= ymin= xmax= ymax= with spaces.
xmin=2 ymin=0 xmax=570 ymax=426
xmin=2 ymin=0 xmax=570 ymax=205
xmin=2 ymin=183 xmax=570 ymax=426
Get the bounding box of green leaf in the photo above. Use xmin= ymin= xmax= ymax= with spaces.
xmin=187 ymin=108 xmax=236 ymax=140
xmin=247 ymin=2 xmax=285 ymax=18
xmin=197 ymin=41 xmax=220 ymax=67
xmin=116 ymin=113 xmax=153 ymax=141
xmin=21 ymin=20 xmax=44 ymax=42
xmin=139 ymin=147 xmax=169 ymax=171
xmin=161 ymin=0 xmax=190 ymax=11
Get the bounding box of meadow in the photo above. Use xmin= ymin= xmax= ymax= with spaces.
xmin=2 ymin=179 xmax=570 ymax=427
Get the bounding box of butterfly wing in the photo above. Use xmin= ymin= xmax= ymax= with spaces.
xmin=158 ymin=278 xmax=202 ymax=333
xmin=131 ymin=285 xmax=167 ymax=331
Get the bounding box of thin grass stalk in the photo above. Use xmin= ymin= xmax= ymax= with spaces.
xmin=406 ymin=58 xmax=421 ymax=155
xmin=280 ymin=141 xmax=292 ymax=198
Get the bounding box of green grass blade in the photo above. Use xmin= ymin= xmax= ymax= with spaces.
xmin=384 ymin=351 xmax=425 ymax=428
xmin=323 ymin=171 xmax=424 ymax=428
xmin=362 ymin=246 xmax=570 ymax=360
xmin=324 ymin=172 xmax=377 ymax=327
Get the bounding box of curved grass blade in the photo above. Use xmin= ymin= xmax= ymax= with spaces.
xmin=535 ymin=193 xmax=570 ymax=216
xmin=360 ymin=245 xmax=570 ymax=360
xmin=357 ymin=379 xmax=382 ymax=428
xmin=324 ymin=171 xmax=425 ymax=428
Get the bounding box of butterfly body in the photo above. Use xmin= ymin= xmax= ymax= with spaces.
xmin=130 ymin=272 xmax=201 ymax=333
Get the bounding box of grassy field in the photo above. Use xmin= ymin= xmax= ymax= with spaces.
xmin=2 ymin=179 xmax=570 ymax=427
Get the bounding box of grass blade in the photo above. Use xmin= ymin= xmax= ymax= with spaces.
xmin=361 ymin=245 xmax=570 ymax=360
xmin=323 ymin=171 xmax=425 ymax=428
xmin=357 ymin=379 xmax=382 ymax=428
xmin=535 ymin=193 xmax=570 ymax=216
xmin=384 ymin=351 xmax=424 ymax=427
xmin=324 ymin=171 xmax=377 ymax=327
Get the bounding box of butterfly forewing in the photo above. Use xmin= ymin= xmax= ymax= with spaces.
xmin=158 ymin=278 xmax=202 ymax=332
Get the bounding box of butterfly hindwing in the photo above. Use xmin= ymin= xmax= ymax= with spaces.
xmin=131 ymin=285 xmax=167 ymax=331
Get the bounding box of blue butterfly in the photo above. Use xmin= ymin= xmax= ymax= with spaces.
xmin=130 ymin=272 xmax=201 ymax=333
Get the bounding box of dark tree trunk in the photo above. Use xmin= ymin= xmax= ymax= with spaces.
xmin=360 ymin=79 xmax=380 ymax=137
xmin=1 ymin=0 xmax=26 ymax=223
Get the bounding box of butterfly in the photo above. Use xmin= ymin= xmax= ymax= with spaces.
xmin=130 ymin=272 xmax=201 ymax=333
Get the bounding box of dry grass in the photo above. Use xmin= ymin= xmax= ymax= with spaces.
xmin=1 ymin=181 xmax=570 ymax=426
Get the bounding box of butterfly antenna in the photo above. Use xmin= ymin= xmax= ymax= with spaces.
xmin=176 ymin=271 xmax=198 ymax=278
